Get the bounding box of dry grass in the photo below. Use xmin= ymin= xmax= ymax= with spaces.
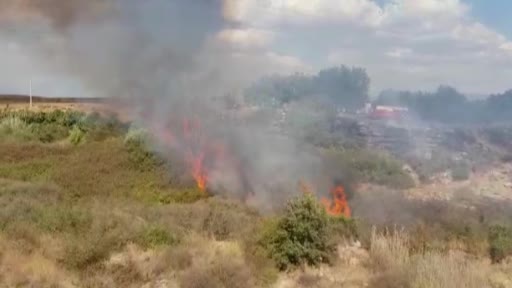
xmin=409 ymin=252 xmax=490 ymax=288
xmin=369 ymin=228 xmax=492 ymax=288
xmin=369 ymin=227 xmax=410 ymax=271
xmin=0 ymin=236 xmax=76 ymax=287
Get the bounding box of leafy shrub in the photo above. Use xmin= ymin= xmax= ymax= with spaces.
xmin=68 ymin=125 xmax=86 ymax=145
xmin=262 ymin=193 xmax=335 ymax=270
xmin=489 ymin=225 xmax=512 ymax=263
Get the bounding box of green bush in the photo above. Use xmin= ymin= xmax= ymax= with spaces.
xmin=488 ymin=225 xmax=512 ymax=263
xmin=30 ymin=123 xmax=69 ymax=143
xmin=262 ymin=193 xmax=335 ymax=270
xmin=68 ymin=125 xmax=86 ymax=145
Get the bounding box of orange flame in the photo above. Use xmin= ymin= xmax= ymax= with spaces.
xmin=321 ymin=185 xmax=351 ymax=218
xmin=182 ymin=118 xmax=209 ymax=192
xmin=187 ymin=150 xmax=207 ymax=191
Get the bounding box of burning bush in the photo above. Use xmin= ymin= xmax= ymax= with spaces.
xmin=262 ymin=193 xmax=335 ymax=270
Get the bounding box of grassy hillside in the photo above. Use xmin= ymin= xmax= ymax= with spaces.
xmin=1 ymin=109 xmax=512 ymax=287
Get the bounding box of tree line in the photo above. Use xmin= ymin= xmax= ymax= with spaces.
xmin=245 ymin=64 xmax=512 ymax=124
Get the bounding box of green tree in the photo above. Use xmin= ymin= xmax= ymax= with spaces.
xmin=314 ymin=66 xmax=370 ymax=110
xmin=263 ymin=193 xmax=335 ymax=270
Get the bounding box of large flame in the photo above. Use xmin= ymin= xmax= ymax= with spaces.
xmin=321 ymin=185 xmax=351 ymax=218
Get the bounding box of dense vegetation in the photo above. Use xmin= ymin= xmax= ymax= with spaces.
xmin=244 ymin=65 xmax=512 ymax=125
xmin=246 ymin=66 xmax=370 ymax=111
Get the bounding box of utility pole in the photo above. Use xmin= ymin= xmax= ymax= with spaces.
xmin=29 ymin=79 xmax=32 ymax=109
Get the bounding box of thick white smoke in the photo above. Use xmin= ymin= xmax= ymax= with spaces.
xmin=0 ymin=0 xmax=329 ymax=210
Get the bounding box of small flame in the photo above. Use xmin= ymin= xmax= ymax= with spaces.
xmin=183 ymin=118 xmax=209 ymax=192
xmin=187 ymin=150 xmax=207 ymax=191
xmin=321 ymin=185 xmax=351 ymax=218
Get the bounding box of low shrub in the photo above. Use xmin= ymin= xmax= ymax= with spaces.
xmin=68 ymin=125 xmax=86 ymax=145
xmin=488 ymin=225 xmax=512 ymax=263
xmin=137 ymin=226 xmax=177 ymax=248
xmin=324 ymin=148 xmax=415 ymax=189
xmin=124 ymin=127 xmax=162 ymax=171
xmin=30 ymin=123 xmax=69 ymax=143
xmin=328 ymin=216 xmax=359 ymax=243
xmin=164 ymin=245 xmax=193 ymax=271
xmin=0 ymin=116 xmax=35 ymax=141
xmin=242 ymin=218 xmax=280 ymax=286
xmin=201 ymin=199 xmax=259 ymax=241
xmin=179 ymin=258 xmax=254 ymax=288
xmin=35 ymin=206 xmax=92 ymax=234
xmin=262 ymin=193 xmax=335 ymax=270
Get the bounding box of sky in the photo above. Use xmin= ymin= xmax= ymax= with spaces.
xmin=1 ymin=0 xmax=512 ymax=97
xmin=222 ymin=0 xmax=512 ymax=96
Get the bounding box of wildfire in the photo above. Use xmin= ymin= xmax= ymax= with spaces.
xmin=321 ymin=185 xmax=351 ymax=218
xmin=187 ymin=150 xmax=207 ymax=191
xmin=182 ymin=118 xmax=209 ymax=192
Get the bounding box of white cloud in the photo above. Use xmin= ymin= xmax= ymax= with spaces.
xmin=224 ymin=0 xmax=385 ymax=27
xmin=387 ymin=0 xmax=468 ymax=18
xmin=222 ymin=0 xmax=512 ymax=94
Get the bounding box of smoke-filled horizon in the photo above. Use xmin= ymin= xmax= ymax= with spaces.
xmin=0 ymin=0 xmax=346 ymax=210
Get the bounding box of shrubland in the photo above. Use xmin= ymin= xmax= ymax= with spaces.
xmin=1 ymin=109 xmax=512 ymax=287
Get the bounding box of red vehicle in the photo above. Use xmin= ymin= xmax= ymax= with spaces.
xmin=369 ymin=105 xmax=408 ymax=120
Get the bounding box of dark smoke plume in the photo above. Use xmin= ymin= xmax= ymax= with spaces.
xmin=1 ymin=0 xmax=329 ymax=211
